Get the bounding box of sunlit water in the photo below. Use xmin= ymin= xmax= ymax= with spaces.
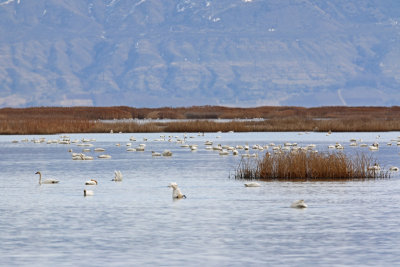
xmin=1 ymin=132 xmax=400 ymax=266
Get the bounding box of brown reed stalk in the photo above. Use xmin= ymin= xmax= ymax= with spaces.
xmin=235 ymin=151 xmax=389 ymax=181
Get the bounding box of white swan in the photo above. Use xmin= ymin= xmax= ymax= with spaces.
xmin=84 ymin=189 xmax=94 ymax=196
xmin=369 ymin=145 xmax=379 ymax=151
xmin=85 ymin=179 xmax=98 ymax=185
xmin=291 ymin=200 xmax=308 ymax=208
xmin=35 ymin=171 xmax=59 ymax=185
xmin=244 ymin=182 xmax=260 ymax=187
xmin=219 ymin=150 xmax=229 ymax=155
xmin=390 ymin=166 xmax=399 ymax=172
xmin=368 ymin=163 xmax=381 ymax=171
xmin=168 ymin=183 xmax=186 ymax=199
xmin=112 ymin=170 xmax=123 ymax=181
xmin=98 ymin=154 xmax=112 ymax=159
xmin=136 ymin=144 xmax=145 ymax=151
xmin=152 ymin=151 xmax=161 ymax=157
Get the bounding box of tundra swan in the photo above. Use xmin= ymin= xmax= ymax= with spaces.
xmin=389 ymin=166 xmax=399 ymax=172
xmin=152 ymin=151 xmax=161 ymax=157
xmin=98 ymin=154 xmax=112 ymax=159
xmin=244 ymin=182 xmax=260 ymax=187
xmin=369 ymin=145 xmax=379 ymax=151
xmin=136 ymin=144 xmax=145 ymax=151
xmin=219 ymin=150 xmax=229 ymax=155
xmin=85 ymin=179 xmax=98 ymax=185
xmin=84 ymin=189 xmax=94 ymax=196
xmin=291 ymin=200 xmax=308 ymax=208
xmin=112 ymin=170 xmax=123 ymax=181
xmin=368 ymin=163 xmax=381 ymax=171
xmin=35 ymin=171 xmax=59 ymax=185
xmin=168 ymin=183 xmax=186 ymax=199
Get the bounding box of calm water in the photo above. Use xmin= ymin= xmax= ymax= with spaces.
xmin=1 ymin=132 xmax=400 ymax=266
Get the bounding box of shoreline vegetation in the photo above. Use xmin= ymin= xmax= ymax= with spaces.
xmin=234 ymin=152 xmax=389 ymax=180
xmin=1 ymin=105 xmax=400 ymax=134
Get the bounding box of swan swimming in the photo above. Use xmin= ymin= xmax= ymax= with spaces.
xmin=35 ymin=171 xmax=59 ymax=185
xmin=290 ymin=200 xmax=308 ymax=208
xmin=244 ymin=182 xmax=260 ymax=187
xmin=152 ymin=151 xmax=161 ymax=157
xmin=390 ymin=166 xmax=399 ymax=172
xmin=168 ymin=182 xmax=186 ymax=199
xmin=98 ymin=154 xmax=112 ymax=159
xmin=112 ymin=170 xmax=123 ymax=181
xmin=85 ymin=179 xmax=98 ymax=185
xmin=84 ymin=189 xmax=94 ymax=196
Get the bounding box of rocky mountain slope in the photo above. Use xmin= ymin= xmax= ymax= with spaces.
xmin=1 ymin=0 xmax=399 ymax=107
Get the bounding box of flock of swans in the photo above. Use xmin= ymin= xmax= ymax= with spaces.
xmin=35 ymin=169 xmax=305 ymax=207
xmin=13 ymin=130 xmax=400 ymax=208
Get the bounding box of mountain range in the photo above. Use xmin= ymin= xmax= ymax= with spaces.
xmin=1 ymin=0 xmax=399 ymax=107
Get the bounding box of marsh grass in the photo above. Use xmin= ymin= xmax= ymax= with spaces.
xmin=235 ymin=151 xmax=389 ymax=181
xmin=2 ymin=106 xmax=400 ymax=134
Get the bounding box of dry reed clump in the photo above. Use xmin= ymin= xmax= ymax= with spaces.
xmin=0 ymin=119 xmax=95 ymax=135
xmin=235 ymin=151 xmax=389 ymax=181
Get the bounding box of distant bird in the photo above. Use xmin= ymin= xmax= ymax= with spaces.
xmin=290 ymin=200 xmax=308 ymax=208
xmin=152 ymin=151 xmax=161 ymax=157
xmin=390 ymin=166 xmax=399 ymax=172
xmin=219 ymin=150 xmax=229 ymax=155
xmin=244 ymin=182 xmax=260 ymax=187
xmin=112 ymin=170 xmax=123 ymax=181
xmin=98 ymin=154 xmax=112 ymax=159
xmin=168 ymin=182 xmax=186 ymax=199
xmin=368 ymin=163 xmax=381 ymax=171
xmin=85 ymin=179 xmax=98 ymax=185
xmin=35 ymin=171 xmax=59 ymax=185
xmin=84 ymin=189 xmax=94 ymax=196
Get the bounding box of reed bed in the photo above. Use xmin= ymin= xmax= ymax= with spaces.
xmin=2 ymin=117 xmax=400 ymax=134
xmin=0 ymin=119 xmax=95 ymax=135
xmin=2 ymin=105 xmax=400 ymax=134
xmin=235 ymin=151 xmax=389 ymax=181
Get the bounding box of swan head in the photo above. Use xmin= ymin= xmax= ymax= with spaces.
xmin=91 ymin=179 xmax=98 ymax=184
xmin=168 ymin=182 xmax=178 ymax=189
xmin=35 ymin=171 xmax=41 ymax=175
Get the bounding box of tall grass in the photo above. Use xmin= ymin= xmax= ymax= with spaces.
xmin=235 ymin=151 xmax=389 ymax=181
xmin=2 ymin=106 xmax=400 ymax=134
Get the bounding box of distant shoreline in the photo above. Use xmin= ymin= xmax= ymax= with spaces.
xmin=1 ymin=105 xmax=400 ymax=134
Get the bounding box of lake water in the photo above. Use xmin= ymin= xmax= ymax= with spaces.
xmin=1 ymin=132 xmax=400 ymax=266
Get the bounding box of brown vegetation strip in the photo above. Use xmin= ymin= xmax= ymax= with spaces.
xmin=234 ymin=151 xmax=389 ymax=181
xmin=1 ymin=106 xmax=400 ymax=134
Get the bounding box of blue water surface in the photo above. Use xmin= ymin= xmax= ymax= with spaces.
xmin=0 ymin=131 xmax=399 ymax=266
